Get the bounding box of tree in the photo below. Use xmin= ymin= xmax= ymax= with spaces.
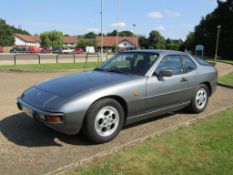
xmin=182 ymin=32 xmax=195 ymax=52
xmin=185 ymin=0 xmax=233 ymax=58
xmin=0 ymin=19 xmax=14 ymax=46
xmin=119 ymin=30 xmax=134 ymax=37
xmin=76 ymin=38 xmax=96 ymax=49
xmin=40 ymin=31 xmax=63 ymax=48
xmin=148 ymin=30 xmax=165 ymax=49
xmin=107 ymin=30 xmax=118 ymax=36
xmin=106 ymin=30 xmax=134 ymax=37
xmin=84 ymin=32 xmax=96 ymax=39
xmin=138 ymin=35 xmax=149 ymax=49
xmin=165 ymin=38 xmax=184 ymax=51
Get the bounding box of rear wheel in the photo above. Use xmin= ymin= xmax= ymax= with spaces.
xmin=83 ymin=98 xmax=124 ymax=143
xmin=189 ymin=84 xmax=209 ymax=113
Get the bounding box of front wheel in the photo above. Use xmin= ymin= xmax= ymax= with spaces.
xmin=83 ymin=98 xmax=124 ymax=143
xmin=189 ymin=84 xmax=209 ymax=113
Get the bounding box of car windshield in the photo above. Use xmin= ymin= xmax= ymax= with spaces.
xmin=96 ymin=52 xmax=159 ymax=75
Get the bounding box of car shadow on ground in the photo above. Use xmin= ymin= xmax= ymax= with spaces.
xmin=1 ymin=110 xmax=186 ymax=147
xmin=0 ymin=112 xmax=92 ymax=147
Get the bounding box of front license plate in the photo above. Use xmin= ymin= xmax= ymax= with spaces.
xmin=22 ymin=106 xmax=33 ymax=117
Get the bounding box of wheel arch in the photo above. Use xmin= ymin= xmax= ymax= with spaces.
xmin=200 ymin=82 xmax=212 ymax=96
xmin=88 ymin=95 xmax=128 ymax=123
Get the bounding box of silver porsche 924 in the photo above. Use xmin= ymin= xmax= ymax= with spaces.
xmin=17 ymin=50 xmax=217 ymax=143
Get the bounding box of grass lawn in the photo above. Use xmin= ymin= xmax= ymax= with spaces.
xmin=206 ymin=58 xmax=233 ymax=65
xmin=0 ymin=62 xmax=102 ymax=71
xmin=63 ymin=107 xmax=233 ymax=175
xmin=218 ymin=72 xmax=233 ymax=85
xmin=220 ymin=60 xmax=233 ymax=65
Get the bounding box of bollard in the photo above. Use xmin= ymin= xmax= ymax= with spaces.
xmin=97 ymin=54 xmax=100 ymax=62
xmin=73 ymin=54 xmax=76 ymax=63
xmin=14 ymin=54 xmax=17 ymax=65
xmin=56 ymin=54 xmax=58 ymax=63
xmin=85 ymin=53 xmax=88 ymax=64
xmin=38 ymin=54 xmax=41 ymax=64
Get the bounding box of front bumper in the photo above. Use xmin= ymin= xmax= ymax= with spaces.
xmin=17 ymin=97 xmax=78 ymax=135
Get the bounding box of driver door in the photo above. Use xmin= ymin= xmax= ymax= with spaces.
xmin=146 ymin=54 xmax=190 ymax=111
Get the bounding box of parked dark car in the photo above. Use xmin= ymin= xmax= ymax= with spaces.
xmin=10 ymin=47 xmax=29 ymax=53
xmin=52 ymin=48 xmax=62 ymax=54
xmin=17 ymin=50 xmax=217 ymax=143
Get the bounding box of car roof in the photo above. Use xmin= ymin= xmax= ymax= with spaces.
xmin=121 ymin=49 xmax=186 ymax=55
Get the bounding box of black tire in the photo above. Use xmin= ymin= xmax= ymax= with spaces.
xmin=189 ymin=84 xmax=209 ymax=113
xmin=83 ymin=98 xmax=124 ymax=144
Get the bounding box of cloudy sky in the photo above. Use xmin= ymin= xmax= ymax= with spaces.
xmin=0 ymin=0 xmax=218 ymax=40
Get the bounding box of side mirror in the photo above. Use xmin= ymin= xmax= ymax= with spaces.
xmin=158 ymin=69 xmax=173 ymax=77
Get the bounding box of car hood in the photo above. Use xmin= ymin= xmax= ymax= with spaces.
xmin=35 ymin=70 xmax=131 ymax=99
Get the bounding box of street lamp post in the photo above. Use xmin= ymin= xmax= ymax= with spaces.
xmin=115 ymin=0 xmax=120 ymax=53
xmin=215 ymin=25 xmax=221 ymax=62
xmin=132 ymin=24 xmax=136 ymax=50
xmin=100 ymin=0 xmax=103 ymax=62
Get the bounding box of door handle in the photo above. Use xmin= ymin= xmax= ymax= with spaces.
xmin=180 ymin=77 xmax=188 ymax=82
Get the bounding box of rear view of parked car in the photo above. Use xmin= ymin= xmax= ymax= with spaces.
xmin=28 ymin=46 xmax=40 ymax=53
xmin=52 ymin=48 xmax=62 ymax=54
xmin=61 ymin=48 xmax=74 ymax=54
xmin=17 ymin=50 xmax=217 ymax=144
xmin=73 ymin=48 xmax=84 ymax=54
xmin=10 ymin=47 xmax=29 ymax=53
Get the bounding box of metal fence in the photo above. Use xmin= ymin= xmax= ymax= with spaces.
xmin=0 ymin=53 xmax=113 ymax=65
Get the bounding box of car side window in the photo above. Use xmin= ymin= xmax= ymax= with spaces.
xmin=155 ymin=55 xmax=184 ymax=75
xmin=182 ymin=55 xmax=197 ymax=72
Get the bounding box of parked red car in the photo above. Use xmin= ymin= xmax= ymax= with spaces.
xmin=73 ymin=48 xmax=84 ymax=54
xmin=28 ymin=46 xmax=40 ymax=53
xmin=0 ymin=47 xmax=3 ymax=53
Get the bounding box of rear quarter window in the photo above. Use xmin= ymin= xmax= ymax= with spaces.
xmin=182 ymin=55 xmax=197 ymax=72
xmin=193 ymin=56 xmax=210 ymax=66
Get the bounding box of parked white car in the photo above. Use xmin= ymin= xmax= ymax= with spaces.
xmin=86 ymin=46 xmax=95 ymax=53
xmin=62 ymin=48 xmax=74 ymax=54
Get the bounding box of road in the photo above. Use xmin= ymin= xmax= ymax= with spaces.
xmin=0 ymin=62 xmax=232 ymax=175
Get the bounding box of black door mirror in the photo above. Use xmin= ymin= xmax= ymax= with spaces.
xmin=158 ymin=69 xmax=173 ymax=77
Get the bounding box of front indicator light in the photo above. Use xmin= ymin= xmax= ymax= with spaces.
xmin=46 ymin=116 xmax=63 ymax=123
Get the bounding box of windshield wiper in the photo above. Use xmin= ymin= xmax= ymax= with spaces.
xmin=94 ymin=68 xmax=105 ymax=71
xmin=107 ymin=69 xmax=129 ymax=74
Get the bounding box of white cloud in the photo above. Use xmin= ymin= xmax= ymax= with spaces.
xmin=87 ymin=28 xmax=100 ymax=33
xmin=111 ymin=22 xmax=126 ymax=28
xmin=155 ymin=25 xmax=166 ymax=31
xmin=165 ymin=10 xmax=181 ymax=18
xmin=147 ymin=12 xmax=163 ymax=19
xmin=147 ymin=10 xmax=181 ymax=19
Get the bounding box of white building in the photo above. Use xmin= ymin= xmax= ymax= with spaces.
xmin=14 ymin=34 xmax=40 ymax=47
xmin=96 ymin=36 xmax=139 ymax=51
xmin=63 ymin=36 xmax=78 ymax=48
xmin=14 ymin=34 xmax=78 ymax=48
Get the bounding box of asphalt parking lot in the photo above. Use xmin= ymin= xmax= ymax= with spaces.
xmin=0 ymin=62 xmax=232 ymax=175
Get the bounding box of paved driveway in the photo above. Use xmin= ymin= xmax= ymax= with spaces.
xmin=0 ymin=62 xmax=232 ymax=175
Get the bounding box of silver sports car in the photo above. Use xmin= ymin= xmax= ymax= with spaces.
xmin=17 ymin=50 xmax=217 ymax=143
